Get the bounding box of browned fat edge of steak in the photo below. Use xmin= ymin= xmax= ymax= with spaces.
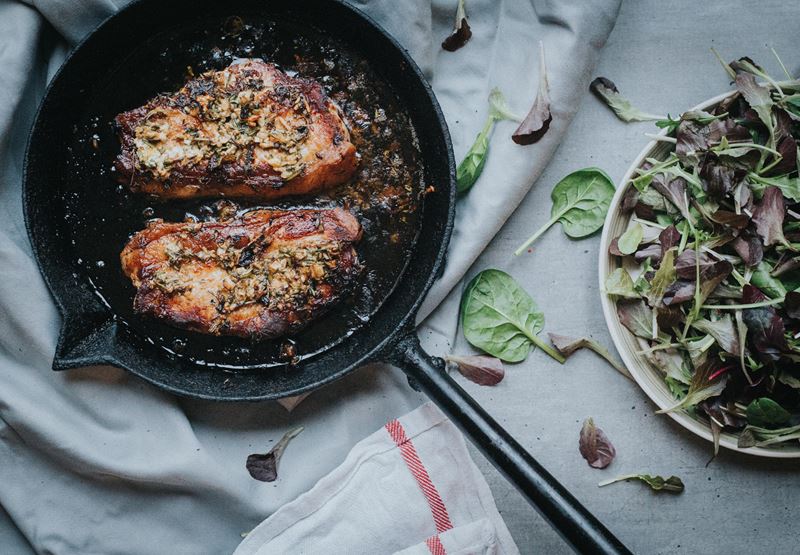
xmin=114 ymin=60 xmax=358 ymax=200
xmin=120 ymin=208 xmax=363 ymax=339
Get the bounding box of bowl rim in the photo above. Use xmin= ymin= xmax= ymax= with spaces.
xmin=598 ymin=89 xmax=800 ymax=459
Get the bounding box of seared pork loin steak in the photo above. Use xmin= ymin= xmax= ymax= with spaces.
xmin=120 ymin=208 xmax=362 ymax=338
xmin=115 ymin=60 xmax=358 ymax=200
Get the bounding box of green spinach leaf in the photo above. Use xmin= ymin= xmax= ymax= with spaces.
xmin=461 ymin=269 xmax=565 ymax=363
xmin=746 ymin=397 xmax=791 ymax=427
xmin=514 ymin=168 xmax=615 ymax=255
xmin=456 ymin=88 xmax=520 ymax=194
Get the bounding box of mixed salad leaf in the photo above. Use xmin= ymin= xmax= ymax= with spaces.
xmin=441 ymin=0 xmax=472 ymax=51
xmin=246 ymin=426 xmax=304 ymax=482
xmin=605 ymin=56 xmax=800 ymax=448
xmin=513 ymin=41 xmax=552 ymax=145
xmin=444 ymin=354 xmax=505 ymax=386
xmin=579 ymin=418 xmax=616 ymax=469
xmin=456 ymin=88 xmax=521 ymax=194
xmin=514 ymin=168 xmax=615 ymax=255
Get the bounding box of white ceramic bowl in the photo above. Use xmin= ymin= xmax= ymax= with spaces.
xmin=598 ymin=90 xmax=800 ymax=458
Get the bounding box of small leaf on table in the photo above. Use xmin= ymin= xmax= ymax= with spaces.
xmin=445 ymin=354 xmax=505 ymax=386
xmin=460 ymin=269 xmax=565 ymax=363
xmin=579 ymin=418 xmax=616 ymax=469
xmin=246 ymin=426 xmax=304 ymax=482
xmin=599 ymin=474 xmax=684 ymax=493
xmin=514 ymin=168 xmax=615 ymax=255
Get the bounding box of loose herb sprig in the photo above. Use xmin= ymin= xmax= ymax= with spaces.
xmin=456 ymin=88 xmax=521 ymax=194
xmin=599 ymin=474 xmax=685 ymax=493
xmin=605 ymin=52 xmax=800 ymax=449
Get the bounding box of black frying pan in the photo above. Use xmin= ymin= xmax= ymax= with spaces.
xmin=23 ymin=1 xmax=629 ymax=552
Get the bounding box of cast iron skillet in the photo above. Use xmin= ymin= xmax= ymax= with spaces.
xmin=24 ymin=1 xmax=629 ymax=552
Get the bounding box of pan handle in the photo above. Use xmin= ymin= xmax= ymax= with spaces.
xmin=389 ymin=332 xmax=631 ymax=555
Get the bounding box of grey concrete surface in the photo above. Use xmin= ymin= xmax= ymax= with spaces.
xmin=457 ymin=1 xmax=800 ymax=553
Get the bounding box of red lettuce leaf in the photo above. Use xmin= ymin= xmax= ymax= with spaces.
xmin=246 ymin=427 xmax=304 ymax=482
xmin=751 ymin=186 xmax=787 ymax=247
xmin=579 ymin=418 xmax=616 ymax=469
xmin=741 ymin=285 xmax=787 ymax=362
xmin=445 ymin=354 xmax=505 ymax=386
xmin=512 ymin=42 xmax=551 ymax=145
xmin=442 ymin=0 xmax=472 ymax=52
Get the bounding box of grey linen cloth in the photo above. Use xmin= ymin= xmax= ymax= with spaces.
xmin=0 ymin=0 xmax=619 ymax=553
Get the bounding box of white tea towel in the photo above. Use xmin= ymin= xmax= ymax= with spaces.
xmin=233 ymin=403 xmax=518 ymax=555
xmin=0 ymin=0 xmax=619 ymax=552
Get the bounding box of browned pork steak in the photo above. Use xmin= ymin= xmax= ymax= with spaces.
xmin=120 ymin=208 xmax=362 ymax=338
xmin=115 ymin=60 xmax=358 ymax=200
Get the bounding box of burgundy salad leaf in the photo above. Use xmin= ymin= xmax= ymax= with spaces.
xmin=731 ymin=235 xmax=763 ymax=267
xmin=612 ymin=53 xmax=800 ymax=450
xmin=579 ymin=418 xmax=616 ymax=469
xmin=246 ymin=426 xmax=304 ymax=482
xmin=513 ymin=41 xmax=551 ymax=145
xmin=709 ymin=209 xmax=750 ymax=230
xmin=635 ymin=244 xmax=662 ymax=265
xmin=444 ymin=354 xmax=505 ymax=386
xmin=441 ymin=0 xmax=472 ymax=51
xmin=651 ymin=175 xmax=692 ymax=222
xmin=676 ymin=117 xmax=749 ymax=165
xmin=733 ymin=72 xmax=774 ymax=133
xmin=657 ymin=358 xmax=728 ymax=413
xmin=662 ymin=280 xmax=696 ymax=306
xmin=699 ymin=154 xmax=746 ymax=198
xmin=741 ymin=285 xmax=787 ymax=362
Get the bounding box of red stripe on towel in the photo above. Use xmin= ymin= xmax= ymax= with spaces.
xmin=385 ymin=419 xmax=454 ymax=534
xmin=425 ymin=535 xmax=447 ymax=555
